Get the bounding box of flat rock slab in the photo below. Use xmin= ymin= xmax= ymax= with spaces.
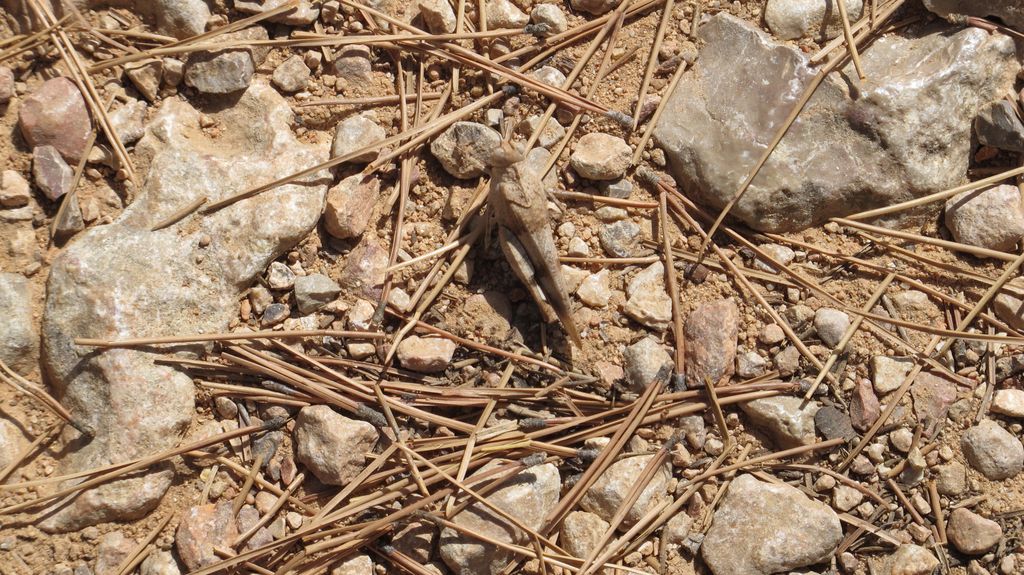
xmin=703 ymin=474 xmax=843 ymax=575
xmin=653 ymin=14 xmax=1018 ymax=232
xmin=40 ymin=82 xmax=330 ymax=532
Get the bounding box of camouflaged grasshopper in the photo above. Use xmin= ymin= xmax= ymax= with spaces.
xmin=488 ymin=137 xmax=582 ymax=347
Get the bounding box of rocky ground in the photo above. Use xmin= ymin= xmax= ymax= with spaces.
xmin=1 ymin=0 xmax=1024 ymax=574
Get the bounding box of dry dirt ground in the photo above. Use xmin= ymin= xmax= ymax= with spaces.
xmin=1 ymin=0 xmax=1023 ymax=574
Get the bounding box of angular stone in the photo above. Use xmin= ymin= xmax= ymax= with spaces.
xmin=40 ymin=83 xmax=330 ymax=532
xmin=560 ymin=511 xmax=609 ymax=563
xmin=397 ymin=336 xmax=457 ymax=373
xmin=702 ymin=474 xmax=842 ymax=575
xmin=736 ymin=350 xmax=766 ymax=378
xmin=162 ymin=58 xmax=184 ymax=86
xmin=517 ymin=115 xmax=565 ymax=149
xmin=324 ymin=175 xmax=379 ymax=240
xmin=577 ymin=269 xmax=611 ymax=308
xmin=0 ymin=273 xmax=37 ymax=375
xmin=486 ymin=0 xmax=529 ymax=28
xmin=947 ymin=508 xmax=1002 ymax=555
xmin=994 ymin=279 xmax=1024 ymax=331
xmin=945 ymin=184 xmax=1024 ymax=253
xmin=890 ymin=544 xmax=938 ymax=575
xmin=339 ymin=237 xmax=388 ymax=300
xmin=934 ymin=462 xmax=967 ymax=496
xmin=332 ymin=115 xmax=386 ymax=163
xmin=741 ymin=396 xmax=819 ymax=448
xmin=293 ymin=273 xmax=341 ymax=315
xmin=294 ymin=405 xmax=379 ymax=486
xmin=992 ymin=389 xmax=1024 ymax=418
xmin=961 ymin=419 xmax=1023 ymax=480
xmin=684 ymin=298 xmax=738 ymax=387
xmin=975 ymin=100 xmax=1024 ymax=153
xmin=184 ymin=50 xmax=254 ymax=94
xmin=272 ymin=55 xmax=311 ymax=93
xmin=653 ymin=14 xmax=1019 ymax=233
xmin=430 ymin=121 xmax=502 ymax=179
xmin=570 ymin=133 xmax=631 ymax=180
xmin=580 ymin=454 xmax=671 ymax=526
xmin=54 ymin=190 xmax=85 ymax=242
xmin=623 ymin=261 xmax=672 ymax=330
xmin=267 ymin=261 xmax=296 ymax=290
xmin=599 ymin=220 xmax=640 ymax=257
xmin=143 ymin=0 xmax=210 ymax=38
xmin=872 ymin=356 xmax=913 ymax=395
xmin=814 ymin=405 xmax=855 ymax=441
xmin=765 ymin=0 xmax=864 ymax=41
xmin=419 ymin=0 xmax=457 ymax=33
xmin=0 ymin=170 xmax=30 ymax=208
xmin=531 ymin=4 xmax=567 ymax=36
xmin=19 ymin=77 xmax=91 ymax=162
xmin=439 ymin=461 xmax=561 ymax=575
xmin=850 ymin=379 xmax=880 ymax=431
xmin=32 ymin=145 xmax=73 ymax=201
xmin=774 ymin=345 xmax=801 ymax=376
xmin=108 ymin=98 xmax=148 ymax=146
xmin=623 ymin=336 xmax=673 ymax=392
xmin=125 ymin=59 xmax=162 ymax=102
xmin=176 ymin=502 xmax=238 ymax=571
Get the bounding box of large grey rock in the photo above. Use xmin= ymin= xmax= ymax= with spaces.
xmin=702 ymin=474 xmax=842 ymax=575
xmin=765 ymin=0 xmax=864 ymax=41
xmin=0 ymin=273 xmax=37 ymax=374
xmin=944 ymin=184 xmax=1024 ymax=253
xmin=923 ymin=0 xmax=1024 ymax=30
xmin=653 ymin=14 xmax=1019 ymax=233
xmin=39 ymin=82 xmax=330 ymax=532
xmin=439 ymin=461 xmax=561 ymax=575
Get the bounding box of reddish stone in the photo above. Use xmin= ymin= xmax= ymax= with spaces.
xmin=176 ymin=501 xmax=239 ymax=570
xmin=684 ymin=298 xmax=738 ymax=387
xmin=850 ymin=379 xmax=880 ymax=431
xmin=911 ymin=371 xmax=958 ymax=437
xmin=18 ymin=77 xmax=91 ymax=162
